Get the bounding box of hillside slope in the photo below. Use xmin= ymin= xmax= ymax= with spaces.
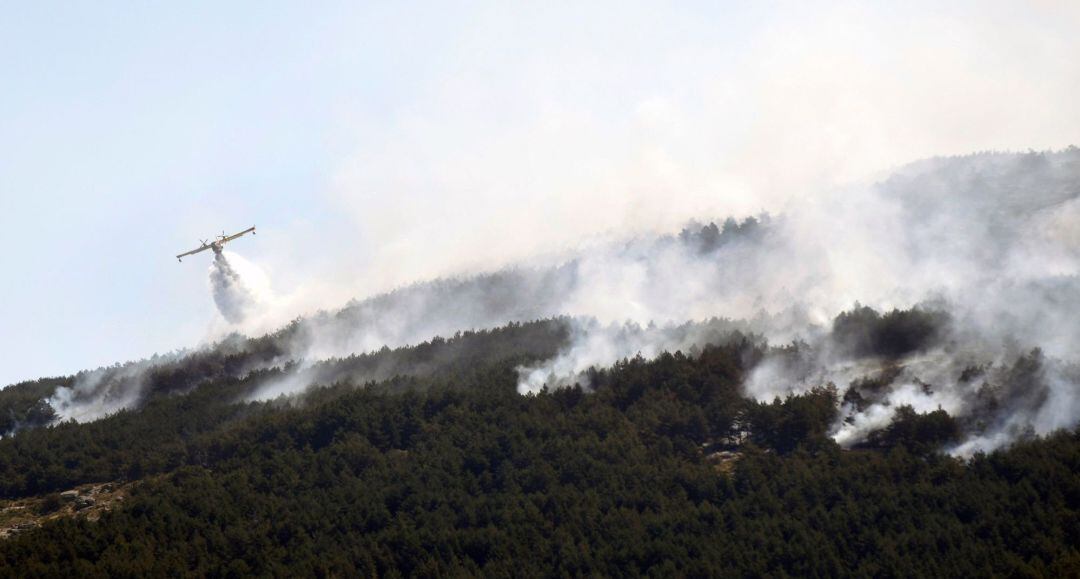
xmin=0 ymin=329 xmax=1077 ymax=575
xmin=1 ymin=150 xmax=1079 ymax=575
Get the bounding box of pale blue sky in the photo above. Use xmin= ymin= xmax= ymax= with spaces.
xmin=0 ymin=1 xmax=443 ymax=382
xmin=2 ymin=1 xmax=1077 ymax=386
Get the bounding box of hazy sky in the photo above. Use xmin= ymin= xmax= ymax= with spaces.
xmin=2 ymin=1 xmax=1078 ymax=386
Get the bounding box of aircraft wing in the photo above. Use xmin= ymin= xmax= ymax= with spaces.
xmin=176 ymin=245 xmax=210 ymax=260
xmin=221 ymin=226 xmax=256 ymax=244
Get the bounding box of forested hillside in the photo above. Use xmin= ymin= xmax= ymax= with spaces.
xmin=4 ymin=0 xmax=1077 ymax=570
xmin=0 ymin=316 xmax=1077 ymax=576
xmin=3 ymin=149 xmax=1080 ymax=575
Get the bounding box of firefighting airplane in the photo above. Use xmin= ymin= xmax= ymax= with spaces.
xmin=176 ymin=226 xmax=255 ymax=262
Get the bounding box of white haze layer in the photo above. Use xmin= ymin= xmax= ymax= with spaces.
xmin=46 ymin=150 xmax=1080 ymax=458
xmin=332 ymin=151 xmax=1080 ymax=456
xmin=312 ymin=1 xmax=1080 ymax=301
xmin=6 ymin=2 xmax=1080 ymax=393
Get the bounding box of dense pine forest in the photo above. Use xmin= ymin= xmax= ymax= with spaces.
xmin=0 ymin=313 xmax=1077 ymax=576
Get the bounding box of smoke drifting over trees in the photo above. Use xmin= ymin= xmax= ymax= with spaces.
xmin=7 ymin=149 xmax=1080 ymax=458
xmin=0 ymin=151 xmax=1078 ymax=576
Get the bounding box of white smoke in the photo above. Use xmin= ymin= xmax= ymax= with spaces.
xmin=37 ymin=150 xmax=1080 ymax=459
xmin=512 ymin=150 xmax=1080 ymax=454
xmin=202 ymin=250 xmax=293 ymax=342
xmin=209 ymin=252 xmax=258 ymax=324
xmin=515 ymin=318 xmax=763 ymax=395
xmin=42 ymin=251 xmax=279 ymax=422
xmin=47 ymin=359 xmax=162 ymax=423
xmin=317 ymin=2 xmax=1080 ymax=299
xmin=243 ymin=215 xmax=799 ymax=401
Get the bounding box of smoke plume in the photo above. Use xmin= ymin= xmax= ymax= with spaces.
xmin=36 ymin=150 xmax=1080 ymax=457
xmin=503 ymin=150 xmax=1079 ymax=455
xmin=47 ymin=358 xmax=165 ymax=423
xmin=210 ymin=252 xmax=258 ymax=324
xmin=238 ymin=150 xmax=1080 ymax=459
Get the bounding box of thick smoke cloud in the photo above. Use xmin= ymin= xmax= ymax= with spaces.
xmin=738 ymin=150 xmax=1080 ymax=454
xmin=245 ymin=216 xmax=798 ymax=401
xmin=42 ymin=150 xmax=1080 ymax=457
xmin=320 ymin=2 xmax=1080 ymax=296
xmin=47 ymin=358 xmax=168 ymax=423
xmin=246 ymin=150 xmax=1080 ymax=458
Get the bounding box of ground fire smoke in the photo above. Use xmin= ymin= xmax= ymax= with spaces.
xmin=31 ymin=150 xmax=1080 ymax=457
xmin=237 ymin=150 xmax=1080 ymax=457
